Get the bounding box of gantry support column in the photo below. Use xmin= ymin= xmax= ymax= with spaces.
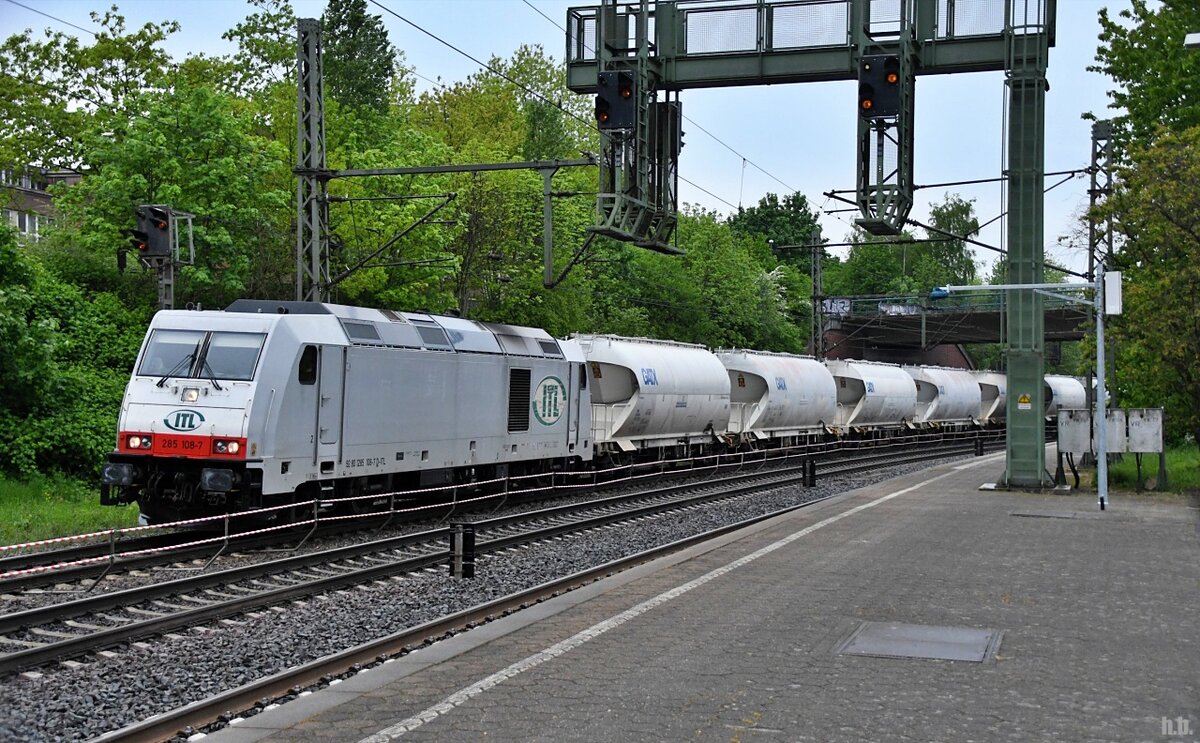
xmin=296 ymin=18 xmax=329 ymax=302
xmin=1003 ymin=10 xmax=1052 ymax=488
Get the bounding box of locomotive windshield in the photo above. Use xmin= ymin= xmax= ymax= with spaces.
xmin=139 ymin=330 xmax=266 ymax=382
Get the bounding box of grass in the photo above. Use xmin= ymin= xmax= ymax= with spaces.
xmin=0 ymin=476 xmax=140 ymax=547
xmin=1102 ymin=445 xmax=1200 ymax=494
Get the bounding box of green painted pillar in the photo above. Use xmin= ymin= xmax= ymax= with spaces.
xmin=1003 ymin=29 xmax=1051 ymax=489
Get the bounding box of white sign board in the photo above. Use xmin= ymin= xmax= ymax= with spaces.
xmin=1104 ymin=271 xmax=1123 ymax=315
xmin=1126 ymin=408 xmax=1164 ymax=453
xmin=1057 ymin=409 xmax=1092 ymax=455
xmin=1096 ymin=409 xmax=1127 ymax=454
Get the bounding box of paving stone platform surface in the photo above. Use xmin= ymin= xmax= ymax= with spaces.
xmin=208 ymin=451 xmax=1199 ymax=743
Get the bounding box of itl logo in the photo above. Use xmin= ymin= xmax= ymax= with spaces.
xmin=532 ymin=376 xmax=566 ymax=426
xmin=164 ymin=409 xmax=205 ymax=432
xmin=1163 ymin=717 xmax=1193 ymax=736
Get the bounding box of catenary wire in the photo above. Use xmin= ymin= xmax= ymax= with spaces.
xmin=2 ymin=0 xmax=97 ymax=37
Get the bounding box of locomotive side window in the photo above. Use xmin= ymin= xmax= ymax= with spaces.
xmin=298 ymin=345 xmax=318 ymax=385
xmin=204 ymin=332 xmax=267 ymax=381
xmin=138 ymin=329 xmax=205 ymax=377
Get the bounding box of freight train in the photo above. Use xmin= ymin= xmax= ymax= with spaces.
xmin=100 ymin=301 xmax=1085 ymax=524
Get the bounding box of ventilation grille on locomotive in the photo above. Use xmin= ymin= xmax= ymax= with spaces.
xmin=508 ymin=368 xmax=531 ymax=432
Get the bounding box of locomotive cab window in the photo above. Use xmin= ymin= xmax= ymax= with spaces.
xmin=298 ymin=345 xmax=318 ymax=385
xmin=204 ymin=332 xmax=266 ymax=381
xmin=138 ymin=329 xmax=205 ymax=377
xmin=137 ymin=329 xmax=266 ymax=381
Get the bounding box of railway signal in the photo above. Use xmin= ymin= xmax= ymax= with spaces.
xmin=858 ymin=54 xmax=901 ymax=119
xmin=143 ymin=205 xmax=174 ymax=257
xmin=595 ymin=70 xmax=636 ymax=130
xmin=125 ymin=225 xmax=149 ymax=254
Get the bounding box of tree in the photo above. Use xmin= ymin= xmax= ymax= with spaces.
xmin=221 ymin=0 xmax=298 ymax=101
xmin=322 ymin=0 xmax=397 ymax=114
xmin=728 ymin=192 xmax=823 ymax=272
xmin=1105 ymin=126 xmax=1200 ymax=445
xmin=923 ymin=193 xmax=980 ymax=286
xmin=45 ymin=83 xmax=294 ymax=304
xmin=0 ymin=224 xmax=148 ymax=478
xmin=1089 ymin=1 xmax=1200 ymax=154
xmin=0 ymin=7 xmax=179 ymax=172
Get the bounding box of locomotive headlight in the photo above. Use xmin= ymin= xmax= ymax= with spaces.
xmin=226 ymin=441 xmax=240 ymax=455
xmin=127 ymin=435 xmax=151 ymax=449
xmin=214 ymin=440 xmax=228 ymax=454
xmin=182 ymin=387 xmax=200 ymax=403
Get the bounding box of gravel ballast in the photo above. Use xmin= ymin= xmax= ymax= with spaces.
xmin=0 ymin=455 xmax=975 ymax=742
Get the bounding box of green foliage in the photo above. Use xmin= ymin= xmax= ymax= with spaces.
xmin=1090 ymin=1 xmax=1200 ymax=154
xmin=728 ymin=192 xmax=823 ymax=272
xmin=0 ymin=7 xmax=179 ymax=172
xmin=0 ymin=225 xmax=148 ymax=479
xmin=0 ymin=475 xmax=138 ymax=544
xmin=1107 ymin=446 xmax=1200 ymax=494
xmin=823 ymin=193 xmax=982 ymax=298
xmin=1105 ymin=126 xmax=1200 ymax=445
xmin=322 ymin=0 xmax=397 ymax=114
xmin=924 ymin=193 xmax=979 ymax=286
xmin=1087 ymin=0 xmax=1200 ymax=448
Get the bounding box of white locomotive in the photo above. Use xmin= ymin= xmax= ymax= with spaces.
xmin=101 ymin=301 xmax=590 ymax=523
xmin=100 ymin=301 xmax=1064 ymax=524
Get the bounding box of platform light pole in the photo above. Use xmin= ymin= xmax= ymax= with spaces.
xmin=932 ymin=266 xmax=1121 ymax=509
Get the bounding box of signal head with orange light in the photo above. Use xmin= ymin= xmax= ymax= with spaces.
xmin=595 ymin=70 xmax=636 ymax=130
xmin=858 ymin=54 xmax=902 ymax=119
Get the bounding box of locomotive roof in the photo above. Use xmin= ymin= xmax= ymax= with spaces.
xmin=223 ymin=300 xmax=570 ymax=359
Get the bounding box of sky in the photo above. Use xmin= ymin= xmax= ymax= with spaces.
xmin=0 ymin=0 xmax=1134 ymax=278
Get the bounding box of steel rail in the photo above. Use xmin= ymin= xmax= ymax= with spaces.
xmin=0 ymin=436 xmax=996 ymax=675
xmin=93 ymin=441 xmax=993 ymax=743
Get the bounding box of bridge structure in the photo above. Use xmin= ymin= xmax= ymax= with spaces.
xmin=818 ymin=292 xmax=1089 ymax=360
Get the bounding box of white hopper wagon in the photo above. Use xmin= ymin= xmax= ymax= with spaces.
xmin=824 ymin=359 xmax=917 ymax=429
xmin=1044 ymin=375 xmax=1087 ymax=417
xmin=903 ymin=366 xmax=982 ymax=424
xmin=575 ymin=335 xmax=731 ymax=452
xmin=716 ymin=350 xmax=836 ymax=441
xmin=972 ymin=371 xmax=1007 ymax=421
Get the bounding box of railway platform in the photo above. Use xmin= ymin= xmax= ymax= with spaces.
xmin=207 ymin=450 xmax=1200 ymax=742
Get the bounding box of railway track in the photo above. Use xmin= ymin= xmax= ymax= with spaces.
xmin=0 ymin=435 xmax=993 ymax=677
xmin=92 ymin=438 xmax=998 ymax=743
xmin=0 ymin=432 xmax=993 ymax=676
xmin=0 ymin=430 xmax=992 ymax=595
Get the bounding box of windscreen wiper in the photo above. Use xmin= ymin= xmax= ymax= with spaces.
xmin=156 ymin=342 xmax=200 ymax=388
xmin=201 ymin=358 xmax=224 ymax=391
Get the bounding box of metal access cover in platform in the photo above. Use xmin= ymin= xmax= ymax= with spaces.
xmin=835 ymin=622 xmax=1003 ymax=663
